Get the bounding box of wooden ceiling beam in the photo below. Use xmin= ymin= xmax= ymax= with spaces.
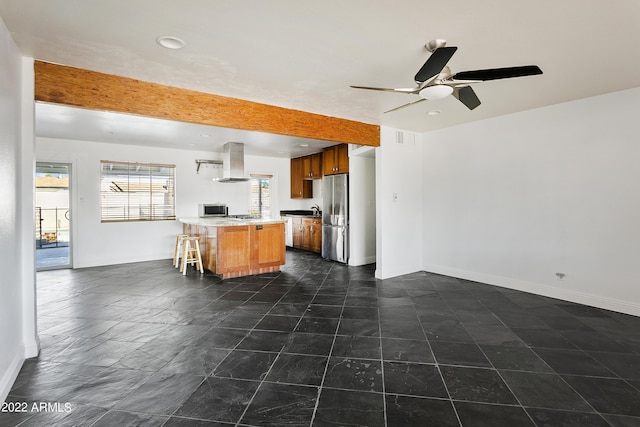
xmin=34 ymin=61 xmax=380 ymax=147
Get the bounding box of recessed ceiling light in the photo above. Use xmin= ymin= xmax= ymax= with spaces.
xmin=156 ymin=36 xmax=186 ymax=49
xmin=427 ymin=110 xmax=442 ymax=116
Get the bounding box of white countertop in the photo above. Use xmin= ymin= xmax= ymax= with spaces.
xmin=179 ymin=217 xmax=285 ymax=227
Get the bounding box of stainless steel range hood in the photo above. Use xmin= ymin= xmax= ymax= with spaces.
xmin=218 ymin=142 xmax=249 ymax=182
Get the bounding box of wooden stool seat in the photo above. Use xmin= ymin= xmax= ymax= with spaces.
xmin=173 ymin=234 xmax=189 ymax=268
xmin=180 ymin=236 xmax=204 ymax=275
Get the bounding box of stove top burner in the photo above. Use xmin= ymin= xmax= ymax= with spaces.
xmin=227 ymin=214 xmax=261 ymax=220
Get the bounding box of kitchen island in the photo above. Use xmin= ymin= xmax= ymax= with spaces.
xmin=180 ymin=217 xmax=285 ymax=279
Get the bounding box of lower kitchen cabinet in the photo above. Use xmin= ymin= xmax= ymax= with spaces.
xmin=306 ymin=217 xmax=322 ymax=253
xmin=292 ymin=217 xmax=303 ymax=248
xmin=216 ymin=226 xmax=252 ymax=274
xmin=291 ymin=216 xmax=321 ymax=253
xmin=251 ymin=223 xmax=287 ymax=269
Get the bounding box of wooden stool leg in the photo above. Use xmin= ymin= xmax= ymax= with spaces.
xmin=173 ymin=235 xmax=181 ymax=268
xmin=181 ymin=239 xmax=190 ymax=275
xmin=194 ymin=239 xmax=204 ymax=274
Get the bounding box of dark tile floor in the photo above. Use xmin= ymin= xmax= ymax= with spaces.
xmin=4 ymin=249 xmax=640 ymax=426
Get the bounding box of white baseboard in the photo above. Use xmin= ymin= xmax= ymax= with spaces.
xmin=423 ymin=263 xmax=640 ymax=317
xmin=0 ymin=348 xmax=24 ymax=403
xmin=375 ymin=264 xmax=423 ymax=280
xmin=23 ymin=336 xmax=40 ymax=359
xmin=76 ymin=254 xmax=173 ymax=269
xmin=349 ymin=255 xmax=376 ymax=267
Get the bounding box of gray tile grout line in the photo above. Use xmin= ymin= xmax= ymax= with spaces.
xmin=413 ymin=278 xmax=464 ymax=427
xmin=232 ymin=266 xmax=333 ymax=427
xmin=449 ymin=297 xmax=540 ymax=425
xmin=454 ymin=292 xmax=605 ymax=424
xmin=308 ymin=264 xmax=353 ymax=427
xmin=376 ymin=292 xmax=389 ymax=427
xmin=145 ymin=270 xmax=294 ymax=426
xmin=476 ymin=297 xmax=618 ymax=419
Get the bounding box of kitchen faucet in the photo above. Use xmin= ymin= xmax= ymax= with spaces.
xmin=311 ymin=204 xmax=320 ymax=216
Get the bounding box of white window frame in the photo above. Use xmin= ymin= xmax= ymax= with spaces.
xmin=250 ymin=173 xmax=273 ymax=218
xmin=100 ymin=160 xmax=176 ymax=222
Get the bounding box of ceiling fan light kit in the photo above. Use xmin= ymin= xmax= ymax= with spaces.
xmin=351 ymin=39 xmax=542 ymax=113
xmin=419 ymin=85 xmax=453 ymax=100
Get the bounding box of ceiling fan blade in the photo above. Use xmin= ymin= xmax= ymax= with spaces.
xmin=453 ymin=86 xmax=481 ymax=110
xmin=414 ymin=46 xmax=458 ymax=83
xmin=384 ymin=98 xmax=427 ymax=114
xmin=452 ymin=65 xmax=542 ymax=81
xmin=350 ymin=85 xmax=419 ymax=94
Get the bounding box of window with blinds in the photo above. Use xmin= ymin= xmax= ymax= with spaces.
xmin=100 ymin=161 xmax=176 ymax=222
xmin=250 ymin=174 xmax=272 ymax=218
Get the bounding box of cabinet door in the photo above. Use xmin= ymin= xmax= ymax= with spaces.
xmin=206 ymin=233 xmax=217 ymax=272
xmin=290 ymin=158 xmax=303 ymax=198
xmin=292 ymin=218 xmax=303 ymax=248
xmin=301 ymin=224 xmax=311 ymax=250
xmin=322 ymin=146 xmax=336 ymax=176
xmin=310 ymin=153 xmax=322 ymax=178
xmin=336 ymin=144 xmax=349 ymax=174
xmin=302 ymin=156 xmax=312 ymax=179
xmin=251 ymin=223 xmax=285 ymax=269
xmin=323 ymin=144 xmax=349 ymax=175
xmin=309 ymin=221 xmax=322 ymax=253
xmin=216 ymin=226 xmax=251 ymax=274
xmin=291 ymin=157 xmax=313 ymax=198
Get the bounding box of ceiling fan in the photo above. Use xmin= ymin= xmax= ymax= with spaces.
xmin=351 ymin=39 xmax=542 ymax=113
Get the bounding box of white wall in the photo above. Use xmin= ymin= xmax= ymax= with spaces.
xmin=20 ymin=57 xmax=38 ymax=360
xmin=349 ymin=150 xmax=376 ymax=266
xmin=421 ymin=88 xmax=640 ymax=316
xmin=36 ymin=137 xmax=300 ymax=268
xmin=0 ymin=18 xmax=37 ymax=402
xmin=375 ymin=127 xmax=424 ymax=279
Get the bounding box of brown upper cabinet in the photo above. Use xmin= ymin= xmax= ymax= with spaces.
xmin=323 ymin=144 xmax=349 ymax=176
xmin=290 ymin=157 xmax=312 ymax=199
xmin=302 ymin=153 xmax=323 ymax=179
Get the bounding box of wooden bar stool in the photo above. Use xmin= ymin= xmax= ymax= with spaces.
xmin=180 ymin=236 xmax=204 ymax=275
xmin=173 ymin=234 xmax=189 ymax=268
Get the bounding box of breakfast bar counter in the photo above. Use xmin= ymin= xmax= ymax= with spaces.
xmin=180 ymin=217 xmax=286 ymax=279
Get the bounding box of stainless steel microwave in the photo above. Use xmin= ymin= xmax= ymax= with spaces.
xmin=198 ymin=203 xmax=228 ymax=217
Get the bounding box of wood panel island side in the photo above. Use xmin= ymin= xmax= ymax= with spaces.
xmin=180 ymin=217 xmax=286 ymax=279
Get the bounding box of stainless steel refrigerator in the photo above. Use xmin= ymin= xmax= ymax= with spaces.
xmin=322 ymin=174 xmax=349 ymax=263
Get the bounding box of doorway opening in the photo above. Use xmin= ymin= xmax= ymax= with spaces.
xmin=36 ymin=162 xmax=72 ymax=270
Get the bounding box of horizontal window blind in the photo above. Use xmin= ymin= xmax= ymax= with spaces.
xmin=100 ymin=161 xmax=176 ymax=222
xmin=250 ymin=173 xmax=272 ymax=218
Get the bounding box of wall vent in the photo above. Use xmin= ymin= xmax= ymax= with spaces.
xmin=396 ymin=131 xmax=416 ymax=146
